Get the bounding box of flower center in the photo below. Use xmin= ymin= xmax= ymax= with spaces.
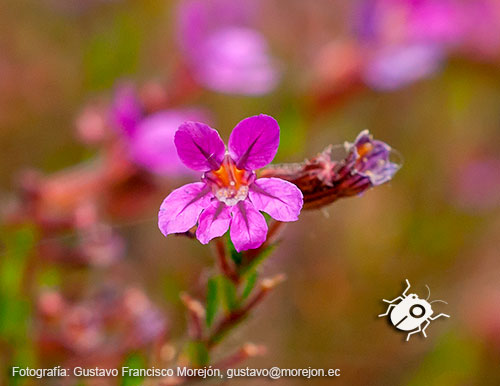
xmin=214 ymin=185 xmax=249 ymax=206
xmin=356 ymin=142 xmax=373 ymax=158
xmin=205 ymin=155 xmax=253 ymax=206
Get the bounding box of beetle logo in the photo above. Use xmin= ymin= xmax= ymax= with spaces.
xmin=379 ymin=279 xmax=450 ymax=341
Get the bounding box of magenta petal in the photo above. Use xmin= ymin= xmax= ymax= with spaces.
xmin=174 ymin=122 xmax=226 ymax=171
xmin=196 ymin=27 xmax=280 ymax=95
xmin=230 ymin=200 xmax=268 ymax=252
xmin=158 ymin=182 xmax=212 ymax=235
xmin=363 ymin=44 xmax=443 ymax=90
xmin=228 ymin=114 xmax=279 ymax=170
xmin=249 ymin=178 xmax=303 ymax=221
xmin=129 ymin=111 xmax=190 ymax=175
xmin=196 ymin=201 xmax=232 ymax=244
xmin=111 ymin=84 xmax=142 ymax=136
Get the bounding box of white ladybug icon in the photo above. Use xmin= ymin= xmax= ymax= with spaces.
xmin=379 ymin=279 xmax=450 ymax=341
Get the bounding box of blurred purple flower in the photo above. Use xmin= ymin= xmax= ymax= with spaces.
xmin=355 ymin=0 xmax=500 ymax=89
xmin=357 ymin=0 xmax=464 ymax=48
xmin=362 ymin=44 xmax=444 ymax=90
xmin=158 ymin=114 xmax=303 ymax=252
xmin=177 ymin=0 xmax=280 ymax=95
xmin=122 ymin=288 xmax=168 ymax=346
xmin=111 ymin=84 xmax=207 ymax=175
xmin=111 ymin=84 xmax=142 ymax=136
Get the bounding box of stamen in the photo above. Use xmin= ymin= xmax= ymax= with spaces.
xmin=205 ymin=155 xmax=253 ymax=206
xmin=215 ymin=186 xmax=249 ymax=206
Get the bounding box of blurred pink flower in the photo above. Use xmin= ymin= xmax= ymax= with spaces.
xmin=459 ymin=0 xmax=500 ymax=58
xmin=75 ymin=103 xmax=109 ymax=144
xmin=61 ymin=306 xmax=103 ymax=353
xmin=355 ymin=0 xmax=500 ymax=89
xmin=362 ymin=44 xmax=444 ymax=90
xmin=177 ymin=0 xmax=280 ymax=95
xmin=79 ymin=224 xmax=125 ymax=267
xmin=452 ymin=157 xmax=500 ymax=211
xmin=111 ymin=84 xmax=208 ymax=176
xmin=37 ymin=287 xmax=167 ymax=356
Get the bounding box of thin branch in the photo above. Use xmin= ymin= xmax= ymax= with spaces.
xmin=213 ymin=343 xmax=266 ymax=369
xmin=213 ymin=238 xmax=239 ymax=284
xmin=180 ymin=293 xmax=205 ymax=341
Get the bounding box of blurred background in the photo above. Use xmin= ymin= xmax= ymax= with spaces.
xmin=1 ymin=0 xmax=500 ymax=385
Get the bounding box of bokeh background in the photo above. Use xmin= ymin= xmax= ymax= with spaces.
xmin=1 ymin=0 xmax=500 ymax=385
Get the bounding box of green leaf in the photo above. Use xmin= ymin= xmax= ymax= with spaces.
xmin=184 ymin=341 xmax=210 ymax=367
xmin=241 ymin=270 xmax=258 ymax=301
xmin=219 ymin=276 xmax=238 ymax=312
xmin=205 ymin=277 xmax=219 ymax=327
xmin=0 ymin=225 xmax=37 ymax=339
xmin=0 ymin=225 xmax=37 ymax=382
xmin=0 ymin=297 xmax=30 ymax=340
xmin=0 ymin=225 xmax=37 ymax=294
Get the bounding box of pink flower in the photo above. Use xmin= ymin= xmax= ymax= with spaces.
xmin=356 ymin=0 xmax=500 ymax=89
xmin=111 ymin=84 xmax=207 ymax=175
xmin=176 ymin=0 xmax=280 ymax=95
xmin=158 ymin=115 xmax=303 ymax=252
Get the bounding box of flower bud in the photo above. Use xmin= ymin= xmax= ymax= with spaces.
xmin=261 ymin=130 xmax=401 ymax=210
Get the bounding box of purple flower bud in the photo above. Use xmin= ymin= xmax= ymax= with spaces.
xmin=261 ymin=130 xmax=401 ymax=210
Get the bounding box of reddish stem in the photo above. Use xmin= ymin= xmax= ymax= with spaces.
xmin=213 ymin=238 xmax=239 ymax=284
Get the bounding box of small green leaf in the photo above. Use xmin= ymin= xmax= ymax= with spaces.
xmin=219 ymin=276 xmax=238 ymax=312
xmin=205 ymin=277 xmax=219 ymax=327
xmin=185 ymin=341 xmax=210 ymax=367
xmin=241 ymin=271 xmax=258 ymax=301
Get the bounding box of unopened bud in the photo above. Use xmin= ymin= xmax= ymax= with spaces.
xmin=261 ymin=273 xmax=286 ymax=290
